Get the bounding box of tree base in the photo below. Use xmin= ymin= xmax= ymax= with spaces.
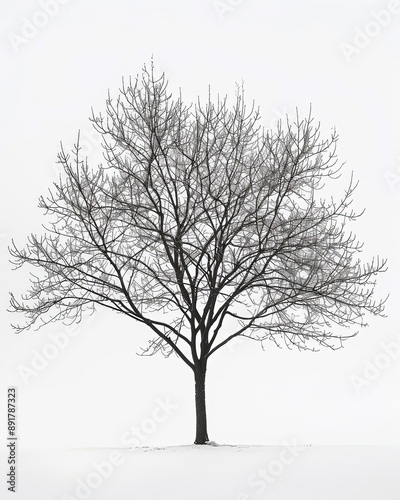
xmin=194 ymin=439 xmax=218 ymax=446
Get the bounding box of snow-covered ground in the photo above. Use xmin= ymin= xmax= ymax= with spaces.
xmin=4 ymin=444 xmax=399 ymax=500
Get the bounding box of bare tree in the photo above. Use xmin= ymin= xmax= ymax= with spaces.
xmin=9 ymin=63 xmax=387 ymax=444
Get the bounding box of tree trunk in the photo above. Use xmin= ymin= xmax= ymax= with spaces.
xmin=194 ymin=362 xmax=209 ymax=444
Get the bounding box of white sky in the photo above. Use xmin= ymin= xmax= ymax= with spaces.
xmin=1 ymin=0 xmax=400 ymax=452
